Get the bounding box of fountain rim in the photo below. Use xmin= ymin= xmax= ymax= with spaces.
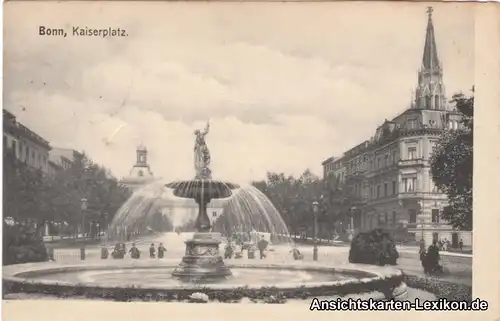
xmin=3 ymin=259 xmax=403 ymax=291
xmin=165 ymin=179 xmax=240 ymax=190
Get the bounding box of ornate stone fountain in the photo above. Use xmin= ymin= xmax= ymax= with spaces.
xmin=165 ymin=121 xmax=239 ymax=282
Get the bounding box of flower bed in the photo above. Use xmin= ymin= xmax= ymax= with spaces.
xmin=403 ymin=274 xmax=472 ymax=301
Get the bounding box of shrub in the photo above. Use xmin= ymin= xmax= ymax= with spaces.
xmin=3 ymin=222 xmax=49 ymax=265
xmin=348 ymin=228 xmax=399 ymax=266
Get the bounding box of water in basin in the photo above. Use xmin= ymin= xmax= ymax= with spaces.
xmin=30 ymin=267 xmax=355 ymax=287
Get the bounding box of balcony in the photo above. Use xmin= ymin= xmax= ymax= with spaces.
xmin=398 ymin=158 xmax=427 ymax=168
xmin=398 ymin=192 xmax=447 ymax=200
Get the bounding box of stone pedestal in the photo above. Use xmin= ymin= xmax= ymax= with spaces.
xmin=172 ymin=232 xmax=232 ymax=282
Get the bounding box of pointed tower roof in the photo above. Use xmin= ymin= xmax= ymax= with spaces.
xmin=422 ymin=7 xmax=440 ymax=71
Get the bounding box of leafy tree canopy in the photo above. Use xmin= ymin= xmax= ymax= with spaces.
xmin=3 ymin=149 xmax=131 ymax=235
xmin=430 ymin=92 xmax=473 ymax=230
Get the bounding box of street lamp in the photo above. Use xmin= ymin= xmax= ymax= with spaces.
xmin=312 ymin=201 xmax=319 ymax=261
xmin=419 ymin=217 xmax=425 ymax=241
xmin=80 ymin=198 xmax=88 ymax=261
xmin=80 ymin=198 xmax=88 ymax=238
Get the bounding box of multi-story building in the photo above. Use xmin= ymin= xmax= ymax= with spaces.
xmin=322 ymin=155 xmax=346 ymax=183
xmin=48 ymin=147 xmax=84 ymax=175
xmin=321 ymin=8 xmax=472 ymax=247
xmin=3 ymin=109 xmax=51 ymax=174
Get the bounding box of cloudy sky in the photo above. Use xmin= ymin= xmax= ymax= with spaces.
xmin=4 ymin=2 xmax=474 ymax=184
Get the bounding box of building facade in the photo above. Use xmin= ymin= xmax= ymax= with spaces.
xmin=48 ymin=147 xmax=83 ymax=175
xmin=3 ymin=109 xmax=51 ymax=175
xmin=120 ymin=144 xmax=157 ymax=191
xmin=321 ymin=8 xmax=472 ymax=247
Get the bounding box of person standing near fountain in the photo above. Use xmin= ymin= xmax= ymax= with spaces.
xmin=129 ymin=243 xmax=140 ymax=259
xmin=157 ymin=243 xmax=166 ymax=259
xmin=149 ymin=243 xmax=156 ymax=259
xmin=194 ymin=120 xmax=211 ymax=180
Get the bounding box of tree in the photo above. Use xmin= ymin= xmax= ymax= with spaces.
xmin=45 ymin=152 xmax=131 ymax=237
xmin=3 ymin=146 xmax=47 ymax=230
xmin=430 ymin=92 xmax=473 ymax=230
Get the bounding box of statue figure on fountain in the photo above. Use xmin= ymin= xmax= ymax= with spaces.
xmin=194 ymin=120 xmax=212 ymax=180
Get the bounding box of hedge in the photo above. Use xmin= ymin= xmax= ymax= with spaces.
xmin=403 ymin=274 xmax=472 ymax=301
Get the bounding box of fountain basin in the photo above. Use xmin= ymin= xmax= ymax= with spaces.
xmin=166 ymin=180 xmax=239 ymax=199
xmin=3 ymin=260 xmax=408 ymax=302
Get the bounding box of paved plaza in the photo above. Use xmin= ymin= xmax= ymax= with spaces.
xmin=48 ymin=234 xmax=472 ymax=287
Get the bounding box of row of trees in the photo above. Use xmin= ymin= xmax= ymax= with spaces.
xmin=3 ymin=147 xmax=131 ymax=238
xmin=251 ymin=169 xmax=358 ymax=240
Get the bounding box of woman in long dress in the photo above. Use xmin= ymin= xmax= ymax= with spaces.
xmin=194 ymin=121 xmax=211 ymax=179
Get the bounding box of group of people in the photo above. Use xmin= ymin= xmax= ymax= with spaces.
xmin=101 ymin=242 xmax=167 ymax=260
xmin=148 ymin=243 xmax=167 ymax=259
xmin=224 ymin=235 xmax=270 ymax=260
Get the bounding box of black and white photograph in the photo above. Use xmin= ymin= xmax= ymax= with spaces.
xmin=3 ymin=1 xmax=487 ymax=316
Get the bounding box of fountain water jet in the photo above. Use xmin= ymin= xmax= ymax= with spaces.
xmin=212 ymin=185 xmax=294 ymax=245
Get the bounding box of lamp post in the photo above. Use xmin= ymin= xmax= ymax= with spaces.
xmin=80 ymin=198 xmax=88 ymax=237
xmin=348 ymin=206 xmax=357 ymax=241
xmin=419 ymin=217 xmax=425 ymax=241
xmin=103 ymin=212 xmax=108 ymax=244
xmin=80 ymin=198 xmax=88 ymax=261
xmin=312 ymin=201 xmax=319 ymax=261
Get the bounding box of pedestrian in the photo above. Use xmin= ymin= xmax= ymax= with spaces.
xmin=157 ymin=243 xmax=166 ymax=259
xmin=459 ymin=238 xmax=464 ymax=252
xmin=101 ymin=246 xmax=109 ymax=259
xmin=425 ymin=241 xmax=442 ymax=274
xmin=418 ymin=238 xmax=426 ymax=253
xmin=224 ymin=240 xmax=234 ymax=259
xmin=149 ymin=243 xmax=156 ymax=259
xmin=129 ymin=243 xmax=140 ymax=259
xmin=257 ymin=236 xmax=268 ymax=259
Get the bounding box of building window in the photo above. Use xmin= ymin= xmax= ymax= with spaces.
xmin=425 ymin=96 xmax=432 ymax=109
xmin=3 ymin=135 xmax=7 ymax=148
xmin=384 ymin=212 xmax=388 ymax=225
xmin=431 ymin=209 xmax=440 ymax=223
xmin=407 ymin=147 xmax=417 ymax=160
xmin=384 ymin=183 xmax=388 ymax=197
xmin=376 ymin=185 xmax=380 ymax=198
xmin=392 ymin=211 xmax=397 ymax=226
xmin=408 ymin=209 xmax=417 ymax=223
xmin=430 ymin=177 xmax=438 ymax=193
xmin=11 ymin=140 xmax=17 ymax=158
xmin=377 ymin=158 xmax=381 ymax=169
xmin=402 ymin=177 xmax=416 ymax=192
xmin=212 ymin=211 xmax=217 ymax=217
xmin=392 ymin=181 xmax=397 ymax=194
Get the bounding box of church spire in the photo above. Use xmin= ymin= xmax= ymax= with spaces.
xmin=413 ymin=7 xmax=448 ymax=111
xmin=422 ymin=7 xmax=440 ymax=71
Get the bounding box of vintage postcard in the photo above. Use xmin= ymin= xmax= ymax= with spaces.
xmin=2 ymin=1 xmax=499 ymax=321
